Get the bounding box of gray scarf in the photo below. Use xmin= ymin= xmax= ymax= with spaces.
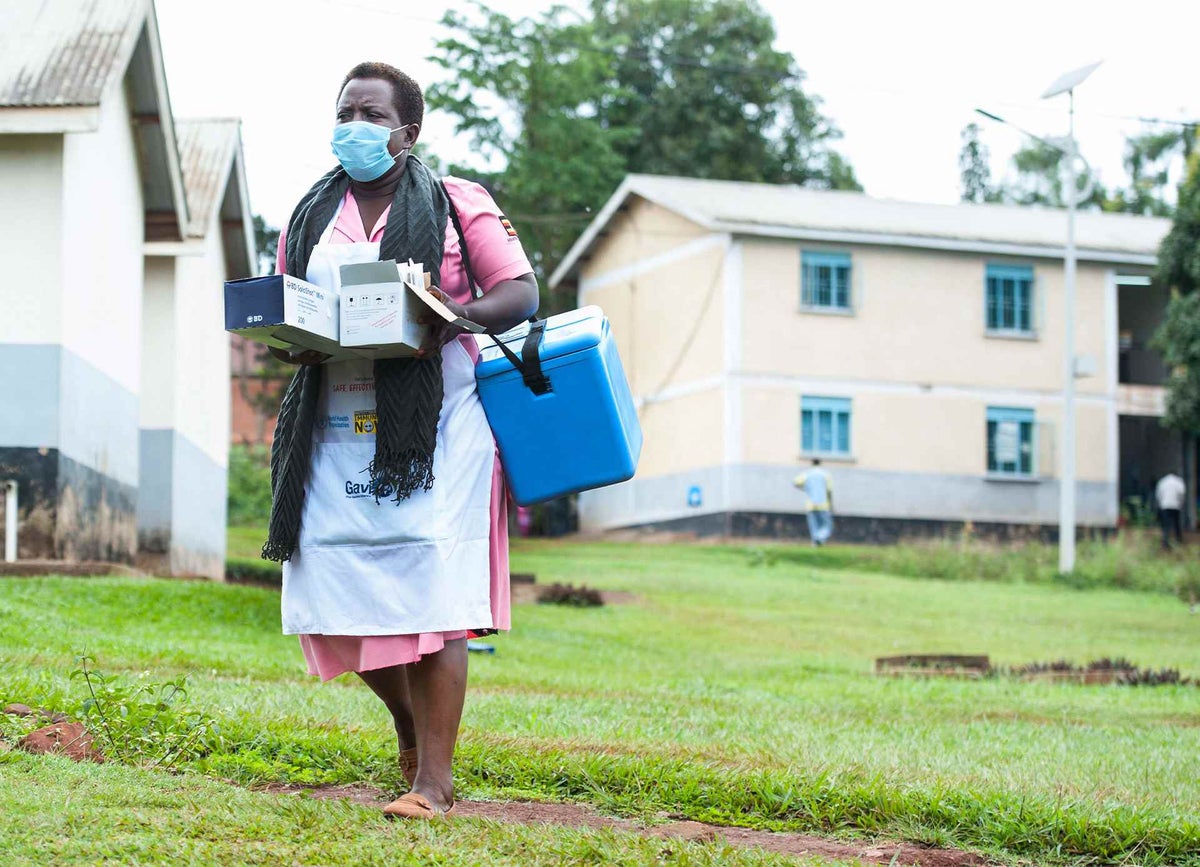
xmin=262 ymin=156 xmax=449 ymax=562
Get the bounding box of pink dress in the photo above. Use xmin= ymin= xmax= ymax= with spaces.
xmin=275 ymin=177 xmax=533 ymax=680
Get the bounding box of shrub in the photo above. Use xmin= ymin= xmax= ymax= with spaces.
xmin=225 ymin=556 xmax=281 ymax=586
xmin=71 ymin=656 xmax=220 ymax=768
xmin=537 ymin=582 xmax=604 ymax=607
xmin=767 ymin=530 xmax=1190 ymax=598
xmin=227 ymin=444 xmax=272 ymax=527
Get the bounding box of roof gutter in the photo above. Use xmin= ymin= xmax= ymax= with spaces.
xmin=711 ymin=220 xmax=1159 ymax=266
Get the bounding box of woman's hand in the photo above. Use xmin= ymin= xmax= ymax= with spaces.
xmin=415 ymin=288 xmax=471 ymax=359
xmin=269 ymin=346 xmax=331 ymax=366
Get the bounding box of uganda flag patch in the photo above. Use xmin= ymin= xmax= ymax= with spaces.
xmin=498 ymin=215 xmax=518 ymax=238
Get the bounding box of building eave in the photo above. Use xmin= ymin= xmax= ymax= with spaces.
xmin=224 ymin=130 xmax=256 ymax=277
xmin=549 ymin=175 xmax=718 ymax=289
xmin=551 ymin=175 xmax=1165 ymax=287
xmin=0 ymin=105 xmax=101 ymax=133
xmin=711 ymin=221 xmax=1160 ymax=267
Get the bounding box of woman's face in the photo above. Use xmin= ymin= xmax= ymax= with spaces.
xmin=335 ymin=77 xmax=417 ymax=158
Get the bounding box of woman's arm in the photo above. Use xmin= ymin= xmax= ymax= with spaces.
xmin=417 ymin=273 xmax=539 ymax=358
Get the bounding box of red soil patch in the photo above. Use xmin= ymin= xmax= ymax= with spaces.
xmin=260 ymin=783 xmax=990 ymax=865
xmin=17 ymin=722 xmax=103 ymax=763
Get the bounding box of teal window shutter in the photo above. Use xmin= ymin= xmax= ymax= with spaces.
xmin=801 ymin=396 xmax=852 ymax=456
xmin=986 ymin=406 xmax=1036 ymax=477
xmin=986 ymin=264 xmax=1035 ymax=334
xmin=802 ymin=252 xmax=853 ymax=311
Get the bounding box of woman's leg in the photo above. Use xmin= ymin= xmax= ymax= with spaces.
xmin=405 ymin=637 xmax=468 ymax=810
xmin=357 ymin=666 xmax=416 ymax=754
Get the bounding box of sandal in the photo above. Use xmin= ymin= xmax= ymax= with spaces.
xmin=399 ymin=747 xmax=418 ymax=788
xmin=382 ymin=791 xmax=455 ymax=820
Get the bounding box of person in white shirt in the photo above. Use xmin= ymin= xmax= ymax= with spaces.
xmin=793 ymin=460 xmax=834 ymax=546
xmin=1155 ymin=472 xmax=1186 ymax=550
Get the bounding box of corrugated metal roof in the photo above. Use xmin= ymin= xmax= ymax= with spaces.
xmin=0 ymin=0 xmax=145 ymax=107
xmin=175 ymin=118 xmax=240 ymax=238
xmin=626 ymin=175 xmax=1170 ymax=257
xmin=552 ymin=174 xmax=1173 ymax=286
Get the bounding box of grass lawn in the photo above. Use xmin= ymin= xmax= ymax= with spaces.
xmin=1 ymin=540 xmax=1197 ymax=865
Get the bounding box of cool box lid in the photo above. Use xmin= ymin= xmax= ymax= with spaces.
xmin=475 ymin=306 xmax=607 ymax=381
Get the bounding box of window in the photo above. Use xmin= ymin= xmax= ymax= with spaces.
xmin=987 ymin=406 xmax=1035 ymax=477
xmin=986 ymin=264 xmax=1034 ymax=334
xmin=801 ymin=252 xmax=852 ymax=311
xmin=801 ymin=396 xmax=852 ymax=457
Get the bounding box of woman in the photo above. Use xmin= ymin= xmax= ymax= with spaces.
xmin=265 ymin=61 xmax=538 ymax=819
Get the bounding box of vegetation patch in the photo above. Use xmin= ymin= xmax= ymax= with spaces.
xmin=750 ymin=531 xmax=1200 ymax=600
xmin=2 ymin=542 xmax=1198 ymax=865
xmin=536 ymin=582 xmax=605 ymax=607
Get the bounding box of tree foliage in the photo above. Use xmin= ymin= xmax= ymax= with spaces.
xmin=964 ymin=122 xmax=1195 ymax=216
xmin=236 ymin=215 xmax=291 ymax=439
xmin=428 ymin=0 xmax=859 ymax=308
xmin=1115 ymin=127 xmax=1195 ymax=217
xmin=1152 ymin=144 xmax=1200 ymax=433
xmin=1156 ymin=149 xmax=1200 ymax=295
xmin=1152 ymin=290 xmax=1200 ymax=435
xmin=958 ymin=123 xmax=999 ymax=204
xmin=588 ymin=0 xmax=858 ymax=189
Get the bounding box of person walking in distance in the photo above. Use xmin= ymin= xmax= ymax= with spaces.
xmin=1155 ymin=471 xmax=1186 ymax=550
xmin=793 ymin=460 xmax=834 ymax=546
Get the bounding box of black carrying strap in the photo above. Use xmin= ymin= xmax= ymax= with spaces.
xmin=441 ymin=180 xmax=552 ymax=395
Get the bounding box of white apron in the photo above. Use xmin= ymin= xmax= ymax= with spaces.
xmin=280 ymin=200 xmax=495 ymax=636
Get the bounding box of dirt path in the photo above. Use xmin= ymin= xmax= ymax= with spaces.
xmin=259 ymin=783 xmax=990 ymax=866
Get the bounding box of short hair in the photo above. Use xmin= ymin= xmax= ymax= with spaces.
xmin=339 ymin=62 xmax=424 ymax=126
xmin=812 ymin=459 xmax=822 ymax=466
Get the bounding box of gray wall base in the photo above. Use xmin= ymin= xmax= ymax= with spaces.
xmin=0 ymin=447 xmax=136 ymax=561
xmin=626 ymin=510 xmax=1116 ymax=544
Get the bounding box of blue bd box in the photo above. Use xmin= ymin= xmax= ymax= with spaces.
xmin=224 ymin=274 xmax=348 ymax=357
xmin=475 ymin=306 xmax=642 ymax=505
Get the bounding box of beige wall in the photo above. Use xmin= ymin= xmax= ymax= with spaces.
xmin=171 ymin=215 xmax=232 ymax=470
xmin=579 ymin=198 xmax=726 ymax=399
xmin=637 ymin=387 xmax=724 ymax=478
xmin=739 ymin=385 xmax=1110 ymax=483
xmin=584 ymin=198 xmax=708 ymax=279
xmin=740 ymin=240 xmax=1112 ymax=396
xmin=141 ymin=257 xmax=176 ymax=430
xmin=61 ymin=84 xmax=144 ymax=396
xmin=586 ymin=244 xmax=726 ymax=397
xmin=0 ymin=135 xmax=63 ymax=344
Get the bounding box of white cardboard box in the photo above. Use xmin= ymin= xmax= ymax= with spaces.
xmin=224 ymin=273 xmax=350 ymax=357
xmin=339 ymin=259 xmax=482 ymax=359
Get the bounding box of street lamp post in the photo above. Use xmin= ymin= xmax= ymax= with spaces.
xmin=1041 ymin=61 xmax=1101 ymax=574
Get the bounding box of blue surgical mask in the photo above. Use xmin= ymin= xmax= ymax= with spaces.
xmin=331 ymin=121 xmax=409 ymax=182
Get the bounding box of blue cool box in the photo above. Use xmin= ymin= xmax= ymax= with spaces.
xmin=475 ymin=306 xmax=642 ymax=506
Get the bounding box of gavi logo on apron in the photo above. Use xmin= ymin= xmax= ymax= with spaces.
xmin=345 ymin=467 xmax=395 ymax=500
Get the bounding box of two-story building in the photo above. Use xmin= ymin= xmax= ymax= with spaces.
xmin=550 ymin=175 xmax=1184 ymax=540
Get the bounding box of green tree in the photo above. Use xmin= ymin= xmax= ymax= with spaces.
xmin=588 ymin=0 xmax=859 ymax=190
xmin=236 ymin=215 xmax=291 ymax=441
xmin=1151 ymin=150 xmax=1200 ymax=433
xmin=253 ymin=214 xmax=280 ymax=277
xmin=958 ymin=122 xmax=998 ymax=204
xmin=428 ymin=0 xmax=858 ymax=308
xmin=429 ymin=3 xmax=632 ymax=310
xmin=1113 ymin=126 xmax=1195 ymax=217
xmin=1156 ymin=150 xmax=1200 ymax=294
xmin=994 ymin=139 xmax=1110 ymax=210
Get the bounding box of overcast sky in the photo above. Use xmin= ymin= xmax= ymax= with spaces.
xmin=155 ymin=0 xmax=1199 ymax=232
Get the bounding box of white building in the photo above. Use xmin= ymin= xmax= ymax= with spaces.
xmin=0 ymin=0 xmax=254 ymax=577
xmin=551 ymin=175 xmax=1182 ymax=540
